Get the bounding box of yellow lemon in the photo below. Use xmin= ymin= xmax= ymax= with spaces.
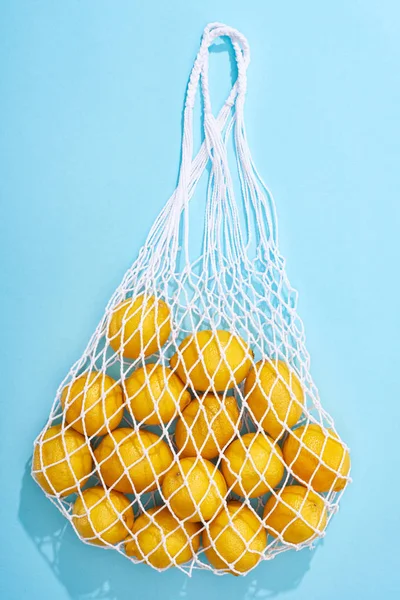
xmin=204 ymin=501 xmax=267 ymax=574
xmin=175 ymin=394 xmax=240 ymax=459
xmin=108 ymin=295 xmax=171 ymax=359
xmin=125 ymin=364 xmax=190 ymax=426
xmin=162 ymin=457 xmax=227 ymax=522
xmin=33 ymin=424 xmax=93 ymax=496
xmin=244 ymin=360 xmax=304 ymax=439
xmin=72 ymin=486 xmax=134 ymax=546
xmin=170 ymin=330 xmax=253 ymax=392
xmin=125 ymin=506 xmax=201 ymax=568
xmin=94 ymin=428 xmax=174 ymax=494
xmin=221 ymin=432 xmax=284 ymax=498
xmin=61 ymin=372 xmax=124 ymax=437
xmin=263 ymin=485 xmax=327 ymax=544
xmin=283 ymin=423 xmax=351 ymax=492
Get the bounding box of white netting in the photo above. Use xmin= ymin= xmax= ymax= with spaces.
xmin=32 ymin=22 xmax=351 ymax=577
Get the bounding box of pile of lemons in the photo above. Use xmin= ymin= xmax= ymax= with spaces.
xmin=33 ymin=295 xmax=350 ymax=575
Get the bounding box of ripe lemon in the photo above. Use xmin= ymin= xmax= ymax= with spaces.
xmin=283 ymin=423 xmax=350 ymax=492
xmin=221 ymin=432 xmax=284 ymax=498
xmin=125 ymin=506 xmax=201 ymax=568
xmin=125 ymin=364 xmax=190 ymax=426
xmin=72 ymin=486 xmax=134 ymax=545
xmin=94 ymin=428 xmax=174 ymax=494
xmin=170 ymin=330 xmax=253 ymax=392
xmin=263 ymin=485 xmax=327 ymax=544
xmin=175 ymin=394 xmax=240 ymax=459
xmin=244 ymin=360 xmax=304 ymax=439
xmin=203 ymin=501 xmax=267 ymax=574
xmin=61 ymin=372 xmax=124 ymax=437
xmin=108 ymin=295 xmax=171 ymax=359
xmin=162 ymin=457 xmax=227 ymax=522
xmin=33 ymin=424 xmax=93 ymax=496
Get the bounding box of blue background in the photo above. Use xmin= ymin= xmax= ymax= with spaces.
xmin=1 ymin=1 xmax=399 ymax=599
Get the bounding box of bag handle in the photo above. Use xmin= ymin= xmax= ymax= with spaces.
xmin=171 ymin=24 xmax=251 ymax=266
xmin=185 ymin=22 xmax=250 ymax=113
xmin=145 ymin=23 xmax=279 ymax=276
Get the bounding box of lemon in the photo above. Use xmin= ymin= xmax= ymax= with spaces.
xmin=263 ymin=485 xmax=327 ymax=544
xmin=221 ymin=432 xmax=284 ymax=498
xmin=72 ymin=486 xmax=134 ymax=545
xmin=283 ymin=423 xmax=350 ymax=492
xmin=162 ymin=457 xmax=227 ymax=522
xmin=244 ymin=360 xmax=304 ymax=439
xmin=125 ymin=506 xmax=201 ymax=568
xmin=170 ymin=330 xmax=253 ymax=392
xmin=33 ymin=424 xmax=93 ymax=496
xmin=125 ymin=364 xmax=190 ymax=426
xmin=94 ymin=428 xmax=174 ymax=494
xmin=61 ymin=372 xmax=124 ymax=437
xmin=108 ymin=295 xmax=171 ymax=359
xmin=204 ymin=501 xmax=267 ymax=574
xmin=175 ymin=394 xmax=240 ymax=459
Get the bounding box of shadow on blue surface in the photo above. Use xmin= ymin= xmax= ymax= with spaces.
xmin=19 ymin=460 xmax=317 ymax=600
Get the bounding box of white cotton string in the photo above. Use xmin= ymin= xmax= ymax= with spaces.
xmin=155 ymin=22 xmax=278 ymax=276
xmin=165 ymin=24 xmax=250 ymax=270
xmin=200 ymin=28 xmax=249 ymax=266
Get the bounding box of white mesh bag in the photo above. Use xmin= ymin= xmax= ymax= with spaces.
xmin=32 ymin=22 xmax=351 ymax=577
